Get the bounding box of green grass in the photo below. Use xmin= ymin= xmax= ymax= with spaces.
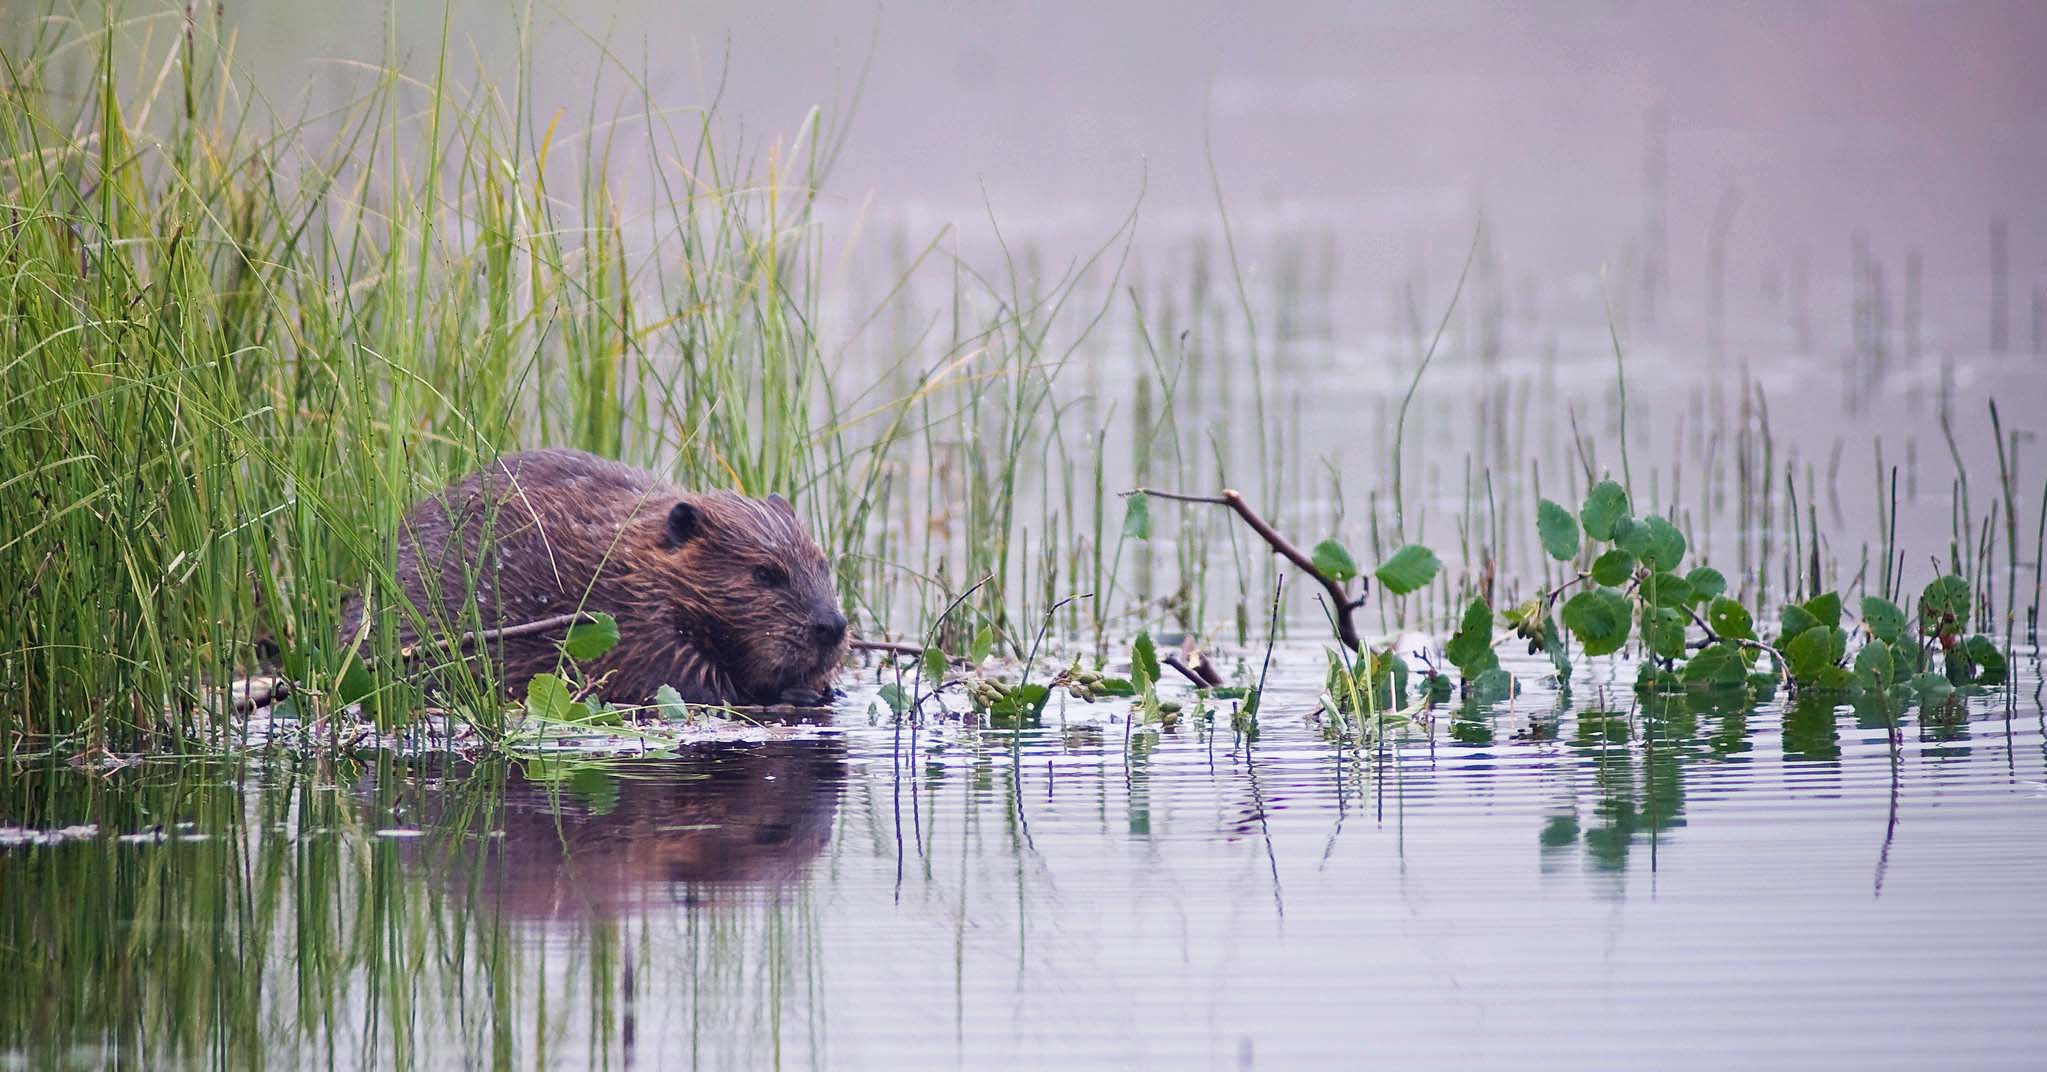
xmin=0 ymin=3 xmax=1104 ymax=750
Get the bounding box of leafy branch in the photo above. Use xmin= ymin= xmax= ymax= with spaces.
xmin=1123 ymin=487 xmax=1368 ymax=651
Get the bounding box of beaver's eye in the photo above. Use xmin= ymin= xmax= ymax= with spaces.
xmin=752 ymin=565 xmax=788 ymax=589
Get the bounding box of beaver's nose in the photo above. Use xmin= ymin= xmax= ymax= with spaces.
xmin=812 ymin=611 xmax=847 ymax=647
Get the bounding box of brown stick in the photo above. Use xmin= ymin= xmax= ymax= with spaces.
xmin=1127 ymin=488 xmax=1366 ymax=651
xmin=1162 ymin=652 xmax=1224 ymax=689
xmin=850 ymin=638 xmax=926 ymax=658
xmin=400 ymin=611 xmax=599 ymax=662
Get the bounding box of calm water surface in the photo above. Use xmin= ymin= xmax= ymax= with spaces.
xmin=4 ymin=649 xmax=2044 ymax=1069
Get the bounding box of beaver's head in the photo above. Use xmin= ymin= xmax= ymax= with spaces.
xmin=654 ymin=491 xmax=846 ymax=700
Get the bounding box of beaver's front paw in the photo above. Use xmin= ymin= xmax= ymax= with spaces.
xmin=777 ymin=684 xmax=837 ymax=708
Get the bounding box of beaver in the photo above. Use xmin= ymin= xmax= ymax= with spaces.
xmin=344 ymin=448 xmax=846 ymax=707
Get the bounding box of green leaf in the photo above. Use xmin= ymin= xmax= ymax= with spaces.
xmin=1580 ymin=480 xmax=1631 ymax=541
xmin=1852 ymin=640 xmax=1893 ymax=688
xmin=1091 ymin=677 xmax=1138 ymax=697
xmin=562 ymin=612 xmax=621 ymax=661
xmin=1780 ymin=603 xmax=1820 ymax=643
xmin=969 ymin=625 xmax=996 ymax=663
xmin=1537 ymin=499 xmax=1582 ymax=562
xmin=1644 ymin=571 xmax=1693 ymax=608
xmin=1786 ymin=627 xmax=1845 ymax=682
xmin=1311 ymin=539 xmax=1360 ymax=583
xmin=878 ymin=683 xmax=911 ymax=715
xmin=1682 ymin=643 xmax=1747 ymax=687
xmin=335 ymin=660 xmax=375 ymax=708
xmin=1591 ymin=548 xmax=1636 ymax=586
xmin=1889 ymin=639 xmax=1921 ymax=681
xmin=1542 ymin=616 xmax=1571 ymax=679
xmin=1910 ymin=671 xmax=1956 ymax=705
xmin=524 ymin=673 xmax=575 ymax=721
xmin=1132 ymin=631 xmax=1160 ymax=689
xmin=1918 ymin=575 xmax=1970 ymax=636
xmin=1502 ymin=598 xmax=1538 ymax=627
xmin=920 ymin=646 xmax=949 ymax=685
xmin=1812 ymin=665 xmax=1854 ymax=691
xmin=282 ymin=645 xmax=322 ymax=685
xmin=1802 ymin=592 xmax=1842 ymax=632
xmin=1443 ymin=598 xmax=1497 ymax=677
xmin=1684 ymin=567 xmax=1726 ymax=605
xmin=1643 ymin=605 xmax=1687 ymax=659
xmin=1374 ymin=544 xmax=1441 ymax=596
xmin=654 ymin=684 xmax=690 ymax=721
xmin=1707 ymin=597 xmax=1754 ymax=641
xmin=1963 ymin=635 xmax=2007 ymax=684
xmin=1619 ymin=515 xmax=1686 ymax=571
xmin=1860 ymin=597 xmax=1908 ymax=645
xmin=1469 ymin=667 xmax=1515 ymax=704
xmin=990 ymin=683 xmax=1052 ymax=724
xmin=1122 ymin=492 xmax=1151 ymax=540
xmin=1562 ymin=587 xmax=1632 ymax=657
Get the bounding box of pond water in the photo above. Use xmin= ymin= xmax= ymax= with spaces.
xmin=6 ymin=4 xmax=2045 ymax=1067
xmin=5 ymin=649 xmax=2043 ymax=1069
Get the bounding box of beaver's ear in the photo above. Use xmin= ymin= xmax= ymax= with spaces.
xmin=663 ymin=501 xmax=701 ymax=548
xmin=766 ymin=492 xmax=794 ymax=516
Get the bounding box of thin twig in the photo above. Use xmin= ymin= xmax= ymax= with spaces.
xmin=398 ymin=611 xmax=599 ymax=662
xmin=1544 ymin=571 xmax=1592 ymax=609
xmin=1679 ymin=602 xmax=1789 ymax=683
xmin=1126 ymin=487 xmax=1366 ymax=651
xmin=850 ymin=638 xmax=927 ymax=658
xmin=856 ymin=572 xmax=997 ymax=671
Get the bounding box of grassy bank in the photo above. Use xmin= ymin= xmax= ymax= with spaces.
xmin=0 ymin=3 xmax=1082 ymax=749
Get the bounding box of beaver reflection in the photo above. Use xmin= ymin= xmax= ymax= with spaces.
xmin=464 ymin=739 xmax=845 ymax=919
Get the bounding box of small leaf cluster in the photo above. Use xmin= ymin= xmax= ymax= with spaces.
xmin=525 ymin=612 xmax=632 ymax=727
xmin=1834 ymin=578 xmax=2005 ymax=707
xmin=1304 ymin=536 xmax=1442 ymax=598
xmin=1304 ymin=476 xmax=2014 ymax=731
xmin=1322 ymin=645 xmax=1414 ymax=716
xmin=965 ymin=677 xmax=1052 ymax=727
xmin=1543 ymin=481 xmax=1724 ymax=662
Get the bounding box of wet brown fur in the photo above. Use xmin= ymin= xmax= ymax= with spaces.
xmin=342 ymin=449 xmax=846 ymax=706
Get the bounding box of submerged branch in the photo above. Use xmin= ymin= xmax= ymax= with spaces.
xmin=1126 ymin=487 xmax=1366 ymax=651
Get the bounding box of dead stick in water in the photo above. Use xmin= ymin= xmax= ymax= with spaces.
xmin=1162 ymin=652 xmax=1224 ymax=689
xmin=1125 ymin=487 xmax=1367 ymax=651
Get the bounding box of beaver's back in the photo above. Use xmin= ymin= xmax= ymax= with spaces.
xmin=342 ymin=450 xmax=676 ymax=678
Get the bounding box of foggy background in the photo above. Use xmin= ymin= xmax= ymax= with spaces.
xmin=217 ymin=0 xmax=2047 ymax=358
